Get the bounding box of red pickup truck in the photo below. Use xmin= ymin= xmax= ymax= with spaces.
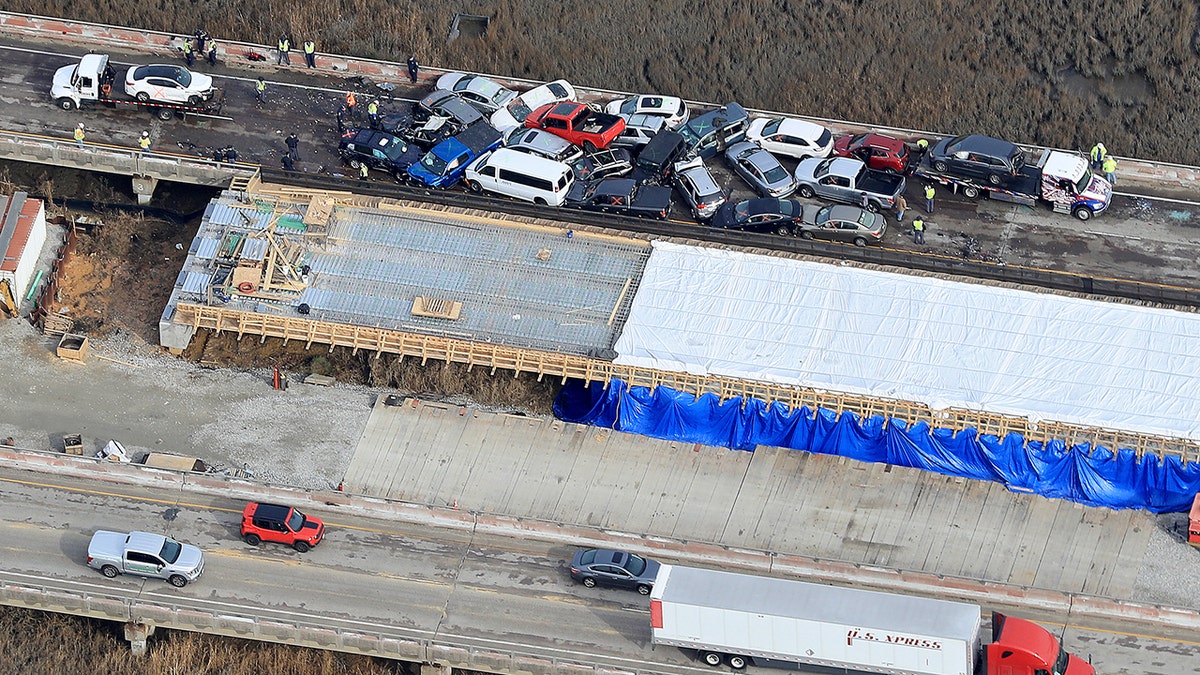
xmin=524 ymin=101 xmax=626 ymax=151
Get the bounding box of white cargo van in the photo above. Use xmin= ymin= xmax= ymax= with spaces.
xmin=465 ymin=148 xmax=575 ymax=206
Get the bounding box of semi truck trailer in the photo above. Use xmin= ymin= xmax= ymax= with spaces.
xmin=649 ymin=564 xmax=1094 ymax=675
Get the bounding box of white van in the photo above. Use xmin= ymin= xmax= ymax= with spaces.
xmin=465 ymin=148 xmax=575 ymax=206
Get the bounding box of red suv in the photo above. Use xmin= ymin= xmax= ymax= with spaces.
xmin=240 ymin=502 xmax=325 ymax=552
xmin=832 ymin=133 xmax=911 ymax=174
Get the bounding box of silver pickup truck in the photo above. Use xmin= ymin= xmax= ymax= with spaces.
xmin=86 ymin=530 xmax=205 ymax=587
xmin=793 ymin=156 xmax=906 ymax=212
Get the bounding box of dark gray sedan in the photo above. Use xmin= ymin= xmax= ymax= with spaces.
xmin=569 ymin=548 xmax=661 ymax=594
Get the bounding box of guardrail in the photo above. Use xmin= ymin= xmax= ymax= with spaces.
xmin=0 ymin=573 xmax=687 ymax=675
xmin=0 ymin=130 xmax=253 ymax=187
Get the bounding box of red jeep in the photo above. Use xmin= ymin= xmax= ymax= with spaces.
xmin=241 ymin=502 xmax=325 ymax=552
xmin=832 ymin=132 xmax=912 ymax=174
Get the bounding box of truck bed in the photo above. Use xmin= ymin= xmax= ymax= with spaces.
xmin=578 ymin=112 xmax=622 ymax=134
xmin=857 ymin=170 xmax=905 ymax=197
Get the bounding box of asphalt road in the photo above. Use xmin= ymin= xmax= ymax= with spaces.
xmin=2 ymin=36 xmax=1200 ymax=290
xmin=1 ymin=465 xmax=1198 ymax=675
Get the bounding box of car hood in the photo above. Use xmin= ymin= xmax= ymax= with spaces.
xmin=174 ymin=544 xmax=204 ymax=572
xmin=930 ymin=137 xmax=954 ymax=158
xmin=564 ymin=181 xmax=593 ymax=204
xmin=832 ymin=134 xmax=853 ymax=154
xmin=793 ymin=157 xmax=825 ymax=182
xmin=798 ymin=204 xmax=824 ymax=226
xmin=189 ymin=71 xmax=214 ymax=92
xmin=51 ymin=64 xmax=76 ymax=96
xmin=1080 ymin=175 xmax=1112 ymax=202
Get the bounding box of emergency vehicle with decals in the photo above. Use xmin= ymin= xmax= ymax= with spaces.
xmin=51 ymin=53 xmax=224 ymax=121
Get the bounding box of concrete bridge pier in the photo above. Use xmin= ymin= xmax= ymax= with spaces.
xmin=123 ymin=621 xmax=156 ymax=655
xmin=420 ymin=662 xmax=452 ymax=675
xmin=131 ymin=175 xmax=158 ymax=205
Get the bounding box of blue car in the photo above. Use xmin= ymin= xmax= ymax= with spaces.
xmin=408 ymin=123 xmax=503 ymax=188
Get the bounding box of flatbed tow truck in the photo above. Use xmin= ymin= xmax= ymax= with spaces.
xmin=51 ymin=53 xmax=225 ymax=121
xmin=913 ymin=147 xmax=1111 ymax=221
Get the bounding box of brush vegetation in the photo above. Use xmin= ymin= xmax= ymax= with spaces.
xmin=1 ymin=0 xmax=1195 ymax=162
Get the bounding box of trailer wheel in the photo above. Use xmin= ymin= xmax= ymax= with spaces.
xmin=962 ymin=185 xmax=981 ymax=200
xmin=156 ymin=107 xmax=175 ymax=121
xmin=932 ymin=160 xmax=949 ymax=173
xmin=56 ymin=98 xmax=76 ymax=111
xmin=701 ymin=652 xmax=723 ymax=667
xmin=1072 ymin=206 xmax=1092 ymax=221
xmin=135 ymin=92 xmax=150 ymax=102
xmin=727 ymin=655 xmax=747 ymax=670
xmin=100 ymin=565 xmax=119 ymax=578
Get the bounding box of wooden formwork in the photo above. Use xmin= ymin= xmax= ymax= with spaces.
xmin=173 ymin=302 xmax=1200 ymax=464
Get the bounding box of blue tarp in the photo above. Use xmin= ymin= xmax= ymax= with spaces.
xmin=554 ymin=379 xmax=1200 ymax=513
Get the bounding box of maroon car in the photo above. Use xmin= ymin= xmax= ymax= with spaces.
xmin=832 ymin=133 xmax=911 ymax=174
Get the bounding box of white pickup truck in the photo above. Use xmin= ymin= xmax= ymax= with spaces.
xmin=86 ymin=530 xmax=205 ymax=587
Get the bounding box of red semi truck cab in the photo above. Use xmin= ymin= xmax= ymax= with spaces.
xmin=1189 ymin=493 xmax=1200 ymax=548
xmin=987 ymin=613 xmax=1094 ymax=675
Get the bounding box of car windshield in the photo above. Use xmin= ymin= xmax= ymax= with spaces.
xmin=1073 ymin=169 xmax=1093 ymax=193
xmin=159 ymin=538 xmax=182 ymax=564
xmin=489 ymin=88 xmax=512 ymax=106
xmin=813 ymin=159 xmax=834 ymax=177
xmin=817 ymin=128 xmax=832 ymax=147
xmin=379 ymin=138 xmax=410 ymax=162
xmin=762 ymin=119 xmax=782 ymax=136
xmin=420 ymin=152 xmax=448 ymax=174
xmin=847 ymin=134 xmax=867 ymax=151
xmin=625 ymin=554 xmax=648 ymax=576
xmin=287 ymin=509 xmax=306 ymax=532
xmin=506 ymin=99 xmax=533 ymax=122
xmin=763 ymin=165 xmax=789 ymax=183
xmin=167 ymin=67 xmax=191 ymax=87
xmin=619 ymin=99 xmax=638 ymax=115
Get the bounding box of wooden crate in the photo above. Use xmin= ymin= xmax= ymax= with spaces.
xmin=63 ymin=433 xmax=84 ymax=455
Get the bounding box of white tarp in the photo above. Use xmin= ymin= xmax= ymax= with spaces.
xmin=614 ymin=241 xmax=1200 ymax=440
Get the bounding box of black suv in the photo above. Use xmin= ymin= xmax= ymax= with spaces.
xmin=631 ymin=130 xmax=689 ymax=184
xmin=928 ymin=134 xmax=1025 ymax=185
xmin=338 ymin=129 xmax=421 ymax=179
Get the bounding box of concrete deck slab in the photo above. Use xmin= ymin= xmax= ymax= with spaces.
xmin=345 ymin=397 xmax=1153 ymax=598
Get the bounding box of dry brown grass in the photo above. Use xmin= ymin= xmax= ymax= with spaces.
xmin=3 ymin=0 xmax=1195 ymax=161
xmin=0 ymin=607 xmax=406 ymax=674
